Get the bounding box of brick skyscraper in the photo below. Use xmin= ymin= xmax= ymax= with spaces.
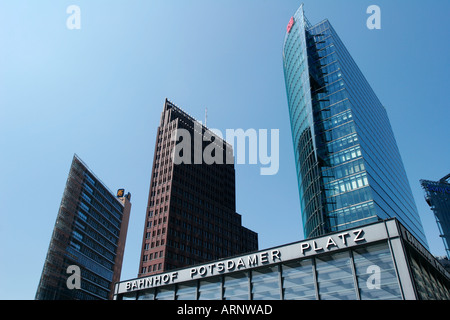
xmin=138 ymin=99 xmax=258 ymax=276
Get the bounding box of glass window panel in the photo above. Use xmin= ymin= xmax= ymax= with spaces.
xmin=282 ymin=259 xmax=316 ymax=300
xmin=407 ymin=251 xmax=436 ymax=300
xmin=251 ymin=266 xmax=280 ymax=300
xmin=155 ymin=285 xmax=175 ymax=300
xmin=121 ymin=292 xmax=137 ymax=300
xmin=199 ymin=277 xmax=221 ymax=300
xmin=137 ymin=288 xmax=155 ymax=300
xmin=224 ymin=272 xmax=249 ymax=300
xmin=176 ymin=282 xmax=197 ymax=300
xmin=316 ymin=251 xmax=356 ymax=300
xmin=353 ymin=242 xmax=402 ymax=300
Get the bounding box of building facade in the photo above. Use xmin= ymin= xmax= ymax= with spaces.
xmin=115 ymin=219 xmax=450 ymax=300
xmin=36 ymin=154 xmax=132 ymax=300
xmin=282 ymin=4 xmax=427 ymax=248
xmin=138 ymin=99 xmax=258 ymax=277
xmin=421 ymin=174 xmax=450 ymax=259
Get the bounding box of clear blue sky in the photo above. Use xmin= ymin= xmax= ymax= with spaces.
xmin=0 ymin=0 xmax=449 ymax=300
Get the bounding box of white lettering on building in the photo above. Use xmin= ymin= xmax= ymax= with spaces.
xmin=122 ymin=228 xmax=368 ymax=293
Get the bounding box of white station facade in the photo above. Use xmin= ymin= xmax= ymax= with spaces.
xmin=114 ymin=219 xmax=450 ymax=300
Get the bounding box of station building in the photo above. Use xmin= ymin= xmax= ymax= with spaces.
xmin=114 ymin=219 xmax=450 ymax=300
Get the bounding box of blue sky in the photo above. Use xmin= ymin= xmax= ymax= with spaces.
xmin=0 ymin=0 xmax=449 ymax=300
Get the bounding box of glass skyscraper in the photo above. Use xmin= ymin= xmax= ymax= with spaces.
xmin=421 ymin=174 xmax=450 ymax=259
xmin=282 ymin=4 xmax=427 ymax=247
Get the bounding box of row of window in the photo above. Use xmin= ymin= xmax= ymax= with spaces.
xmin=69 ymin=236 xmax=115 ymax=269
xmin=152 ymin=132 xmax=172 ymax=185
xmin=172 ymin=166 xmax=235 ymax=210
xmin=142 ymin=250 xmax=164 ymax=262
xmin=123 ymin=242 xmax=402 ymax=300
xmin=166 ymin=238 xmax=234 ymax=258
xmin=145 ymin=227 xmax=166 ymax=239
xmin=169 ymin=210 xmax=241 ymax=239
xmin=77 ymin=204 xmax=119 ymax=242
xmin=327 ymin=201 xmax=376 ymax=231
xmin=65 ymin=246 xmax=113 ymax=282
xmin=84 ymin=172 xmax=123 ymax=215
xmin=326 ymin=172 xmax=369 ymax=197
xmin=325 ymin=25 xmax=425 ymax=243
xmin=141 ymin=263 xmax=163 ymax=274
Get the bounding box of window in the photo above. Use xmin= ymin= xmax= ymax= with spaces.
xmin=282 ymin=259 xmax=315 ymax=300
xmin=77 ymin=211 xmax=87 ymax=222
xmin=251 ymin=266 xmax=280 ymax=300
xmin=316 ymin=251 xmax=356 ymax=300
xmin=121 ymin=292 xmax=137 ymax=300
xmin=198 ymin=278 xmax=222 ymax=300
xmin=69 ymin=241 xmax=81 ymax=251
xmin=353 ymin=243 xmax=402 ymax=300
xmin=155 ymin=286 xmax=174 ymax=300
xmin=224 ymin=272 xmax=249 ymax=300
xmin=79 ymin=202 xmax=90 ymax=213
xmin=84 ymin=174 xmax=96 ymax=186
xmin=72 ymin=230 xmax=83 ymax=241
xmin=176 ymin=282 xmax=197 ymax=300
xmin=83 ymin=183 xmax=94 ymax=194
xmin=138 ymin=289 xmax=155 ymax=300
xmin=81 ymin=192 xmax=91 ymax=203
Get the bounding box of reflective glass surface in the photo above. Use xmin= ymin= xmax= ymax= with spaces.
xmin=224 ymin=272 xmax=249 ymax=300
xmin=36 ymin=155 xmax=127 ymax=300
xmin=316 ymin=251 xmax=356 ymax=300
xmin=281 ymin=259 xmax=316 ymax=300
xmin=155 ymin=285 xmax=175 ymax=300
xmin=251 ymin=266 xmax=281 ymax=300
xmin=116 ymin=224 xmax=449 ymax=301
xmin=198 ymin=278 xmax=222 ymax=300
xmin=283 ymin=5 xmax=428 ymax=248
xmin=421 ymin=179 xmax=450 ymax=258
xmin=122 ymin=292 xmax=138 ymax=300
xmin=138 ymin=289 xmax=155 ymax=300
xmin=407 ymin=246 xmax=450 ymax=300
xmin=353 ymin=243 xmax=402 ymax=300
xmin=176 ymin=282 xmax=197 ymax=300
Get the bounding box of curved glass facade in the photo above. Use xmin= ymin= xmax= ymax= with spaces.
xmin=282 ymin=4 xmax=428 ymax=248
xmin=282 ymin=5 xmax=325 ymax=238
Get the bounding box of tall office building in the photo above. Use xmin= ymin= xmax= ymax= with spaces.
xmin=36 ymin=154 xmax=131 ymax=300
xmin=421 ymin=174 xmax=450 ymax=259
xmin=138 ymin=99 xmax=258 ymax=277
xmin=282 ymin=4 xmax=427 ymax=247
